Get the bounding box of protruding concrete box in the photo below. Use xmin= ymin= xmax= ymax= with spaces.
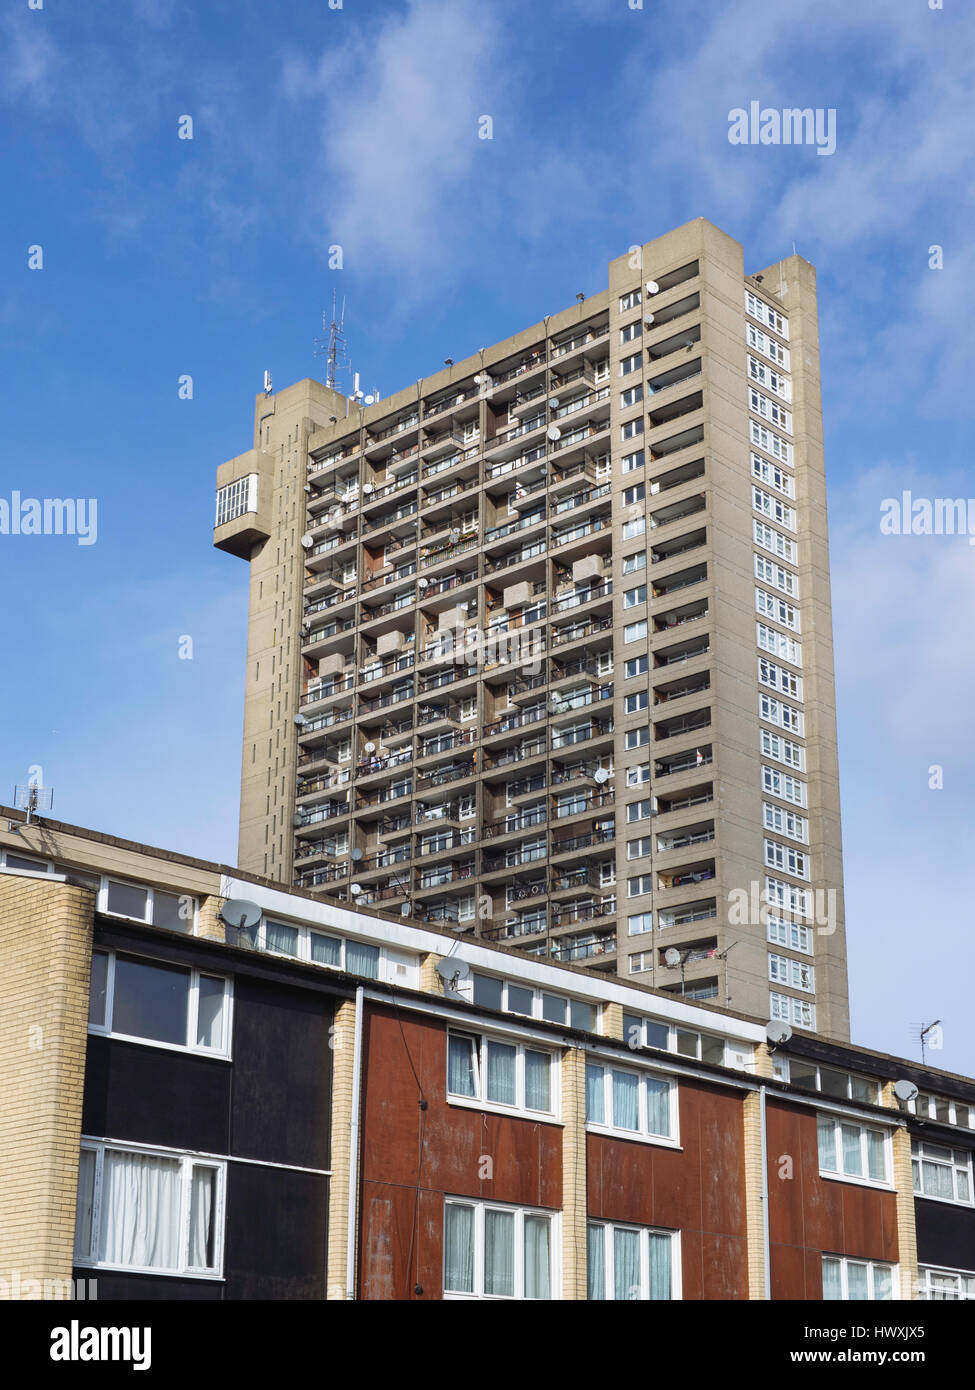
xmin=213 ymin=450 xmax=273 ymax=559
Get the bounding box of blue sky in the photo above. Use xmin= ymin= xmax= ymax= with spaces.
xmin=2 ymin=0 xmax=973 ymax=1071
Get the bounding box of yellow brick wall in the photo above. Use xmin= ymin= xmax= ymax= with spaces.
xmin=560 ymin=1047 xmax=588 ymax=1299
xmin=326 ymin=997 xmax=358 ymax=1298
xmin=0 ymin=877 xmax=94 ymax=1294
xmin=881 ymin=1082 xmax=919 ymax=1300
xmin=742 ymin=1089 xmax=768 ymax=1299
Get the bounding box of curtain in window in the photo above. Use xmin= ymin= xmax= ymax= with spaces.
xmin=648 ymin=1232 xmax=672 ymax=1299
xmin=821 ymin=1257 xmax=843 ymax=1300
xmin=587 ymin=1224 xmax=606 ymax=1300
xmin=841 ymin=1124 xmax=863 ymax=1177
xmin=100 ymin=1151 xmax=181 ymax=1270
xmin=310 ymin=933 xmax=341 ymax=966
xmin=524 ymin=1051 xmax=550 ymax=1112
xmin=613 ymin=1227 xmax=641 ymax=1300
xmin=645 ymin=1078 xmax=670 ymax=1136
xmin=816 ymin=1116 xmax=836 ymax=1170
xmin=346 ymin=941 xmax=380 ymax=978
xmin=846 ymin=1262 xmax=869 ymax=1300
xmin=866 ymin=1130 xmax=886 ymax=1183
xmin=921 ymin=1161 xmax=953 ymax=1200
xmin=74 ymin=1149 xmax=96 ymax=1259
xmin=612 ymin=1071 xmax=639 ymax=1131
xmin=444 ymin=1205 xmax=474 ymax=1293
xmin=188 ymin=1167 xmax=215 ymax=1270
xmin=872 ymin=1266 xmax=893 ymax=1300
xmin=957 ymin=1166 xmax=971 ymax=1202
xmin=486 ymin=1042 xmax=516 ymax=1106
xmin=524 ymin=1216 xmax=551 ymax=1299
xmin=266 ymin=921 xmax=298 ymax=956
xmin=484 ymin=1210 xmax=514 ymax=1296
xmin=447 ymin=1035 xmax=477 ymax=1097
xmin=586 ymin=1065 xmax=604 ymax=1123
xmin=196 ymin=977 xmax=224 ymax=1050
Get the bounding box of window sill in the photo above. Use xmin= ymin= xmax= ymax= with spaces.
xmin=913 ymin=1192 xmax=974 ymax=1209
xmin=447 ymin=1095 xmax=562 ymax=1126
xmin=87 ymin=1027 xmax=231 ymax=1062
xmin=819 ymin=1170 xmax=893 ymax=1194
xmin=586 ymin=1125 xmax=680 ymax=1150
xmin=74 ymin=1261 xmax=224 ymax=1282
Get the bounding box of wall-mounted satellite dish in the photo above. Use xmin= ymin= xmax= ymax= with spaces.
xmin=400 ymin=902 xmax=411 ymax=916
xmin=304 ymin=483 xmax=313 ymax=494
xmin=350 ymin=883 xmax=363 ymax=895
xmin=364 ymin=741 xmax=377 ymax=753
xmin=364 ymin=395 xmax=375 ymax=405
xmin=593 ymin=767 xmax=610 ymax=784
xmin=219 ymin=899 xmax=262 ymax=948
xmin=664 ymin=947 xmax=682 ymax=968
xmin=549 ymin=398 xmax=560 ymax=411
xmin=646 ymin=280 xmax=659 ymax=296
xmin=350 ymin=848 xmax=364 ymax=862
xmin=301 ymin=534 xmax=315 ymax=549
xmin=893 ymin=1078 xmax=919 ymax=1104
xmin=363 ymin=482 xmax=375 ymax=494
xmin=418 ymin=577 xmax=429 ymax=588
xmin=644 ymin=314 xmax=655 ymax=328
xmin=547 ymin=425 xmax=561 ymax=441
xmin=435 ymin=957 xmax=471 ymax=995
xmin=765 ymin=1020 xmax=793 ymax=1049
xmin=294 ymin=713 xmax=308 ymax=727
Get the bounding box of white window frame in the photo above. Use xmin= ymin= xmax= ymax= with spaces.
xmin=470 ymin=971 xmax=599 ymax=1032
xmin=746 ymin=321 xmax=790 ymax=369
xmin=754 ymin=552 xmax=798 ymax=598
xmin=99 ymin=877 xmax=198 ymax=933
xmin=443 ymin=1198 xmax=560 ymax=1300
xmin=586 ymin=1221 xmax=681 ymax=1300
xmin=760 ymin=693 xmax=805 ymax=736
xmin=764 ymin=837 xmax=811 ymax=881
xmin=769 ymin=988 xmax=815 ymax=1028
xmin=766 ymin=914 xmax=813 ymax=954
xmin=761 ymin=728 xmax=806 ymax=771
xmin=446 ymin=1028 xmax=560 ymax=1120
xmin=817 ymin=1114 xmax=892 ymax=1189
xmin=745 ymin=290 xmax=789 ymax=339
xmin=753 ymin=518 xmax=797 ymax=564
xmin=747 ymin=354 xmax=791 ymax=401
xmin=763 ymin=800 xmax=808 ymax=843
xmin=748 ymin=387 xmax=792 ymax=434
xmin=585 ymin=1058 xmax=678 ymax=1146
xmin=87 ymin=948 xmax=233 ymax=1059
xmin=759 ymin=657 xmax=803 ymax=700
xmin=768 ymin=950 xmax=814 ymax=992
xmin=752 ymin=485 xmax=796 ymax=532
xmin=259 ymin=918 xmax=419 ymax=987
xmin=917 ymin=1265 xmax=975 ymax=1300
xmin=756 ymin=586 xmax=800 ymax=633
xmin=912 ymin=1139 xmax=974 ymax=1207
xmin=822 ymin=1255 xmax=897 ymax=1301
xmin=762 ymin=764 xmax=807 ymax=807
xmin=74 ymin=1138 xmax=226 ymax=1279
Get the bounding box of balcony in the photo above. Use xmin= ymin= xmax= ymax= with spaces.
xmin=654 ymin=745 xmax=713 ymax=778
xmin=658 ymin=860 xmax=716 ymax=892
xmin=482 ymin=807 xmax=547 ymax=839
xmin=653 ymin=598 xmax=708 ymax=633
xmin=656 ymin=822 xmax=715 ymax=854
xmin=549 ymin=932 xmax=617 ymax=963
xmin=652 ymin=563 xmax=707 ymax=600
xmin=656 ymin=899 xmax=718 ymax=930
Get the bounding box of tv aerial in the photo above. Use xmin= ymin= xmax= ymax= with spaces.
xmin=12 ymin=784 xmax=54 ymax=828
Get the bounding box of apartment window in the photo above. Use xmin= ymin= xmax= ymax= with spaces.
xmin=620 ymin=352 xmax=641 ymax=376
xmin=260 ymin=921 xmax=416 ymax=986
xmin=74 ymin=1142 xmax=224 ymax=1277
xmin=746 ymin=322 xmax=790 ymax=369
xmin=912 ymin=1140 xmax=973 ymax=1205
xmin=763 ymin=801 xmax=808 ymax=843
xmin=748 ymin=388 xmax=792 ymax=433
xmin=761 ymin=729 xmax=805 ymax=771
xmin=765 ymin=877 xmax=812 ymax=919
xmin=755 ymin=552 xmax=798 ymax=597
xmin=753 ymin=518 xmax=797 ymax=564
xmin=764 ymin=838 xmax=810 ymax=881
xmin=447 ymin=1030 xmax=556 ymax=1117
xmin=624 ymin=620 xmax=648 ymax=643
xmin=215 ymin=473 xmax=258 ymax=528
xmin=471 ymin=972 xmax=597 ymax=1031
xmin=443 ymin=1200 xmax=556 ymax=1300
xmin=745 ymin=290 xmax=788 ymax=338
xmin=817 ymin=1115 xmax=889 ymax=1186
xmin=766 ymin=914 xmax=813 ymax=953
xmin=587 ymin=1222 xmax=677 ymax=1300
xmin=768 ymin=952 xmax=814 ymax=993
xmin=822 ymin=1256 xmax=894 ymax=1301
xmin=586 ymin=1061 xmax=675 ymax=1141
xmin=622 ymin=515 xmax=646 ymax=540
xmin=621 ymin=419 xmax=644 ymax=445
xmin=627 ymin=910 xmax=653 ymax=933
xmin=760 ymin=693 xmax=804 ymax=736
xmin=626 ymin=798 xmax=652 ymax=823
xmin=628 ymin=951 xmax=653 ymax=974
xmin=752 ymin=485 xmax=796 ymax=532
xmin=756 ymin=587 xmax=800 ymax=632
xmin=620 ymin=320 xmax=642 ymax=344
xmin=918 ymin=1266 xmax=975 ymax=1300
xmin=750 ymin=421 xmax=793 ymax=467
xmin=762 ymin=763 xmax=807 ymax=807
xmin=623 ymin=550 xmax=646 ymax=574
xmin=627 ymin=874 xmax=654 ymax=898
xmin=623 ymin=584 xmax=647 ymax=609
xmin=911 ymin=1094 xmax=975 ymax=1129
xmin=759 ymin=658 xmax=803 ymax=700
xmin=627 ymin=838 xmax=653 ymax=863
xmin=623 ymin=483 xmax=646 ymax=506
xmin=625 ymin=763 xmax=650 ymax=788
xmin=773 ymin=1058 xmax=880 ymax=1103
xmin=747 ymin=354 xmax=791 ymax=400
xmin=624 ymin=655 xmax=649 ymax=679
xmin=101 ymin=879 xmax=196 ymax=932
xmin=619 ymin=289 xmax=641 ymax=312
xmin=769 ymin=989 xmax=815 ymax=1028
xmin=624 ymin=693 xmax=649 ymax=717
xmin=620 ymin=386 xmax=643 ymax=409
xmin=88 ymin=950 xmax=231 ymax=1057
xmin=625 ymin=726 xmax=650 ymax=750
xmin=621 ymin=448 xmax=645 ymax=473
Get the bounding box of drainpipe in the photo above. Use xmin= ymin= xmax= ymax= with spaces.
xmin=759 ymin=1083 xmax=771 ymax=1299
xmin=346 ymin=985 xmax=364 ymax=1300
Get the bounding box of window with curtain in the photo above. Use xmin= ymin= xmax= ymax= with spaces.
xmin=74 ymin=1143 xmax=224 ymax=1277
xmin=446 ymin=1031 xmax=555 ymax=1118
xmin=443 ymin=1200 xmax=555 ymax=1299
xmin=912 ymin=1140 xmax=973 ymax=1205
xmin=586 ymin=1223 xmax=677 ymax=1300
xmin=817 ymin=1115 xmax=889 ymax=1186
xmin=585 ymin=1062 xmax=675 ymax=1142
xmin=821 ymin=1254 xmax=894 ymax=1301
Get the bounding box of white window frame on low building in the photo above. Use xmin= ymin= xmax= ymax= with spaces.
xmin=917 ymin=1265 xmax=975 ymax=1299
xmin=821 ymin=1254 xmax=896 ymax=1301
xmin=87 ymin=948 xmax=233 ymax=1059
xmin=585 ymin=1058 xmax=678 ymax=1146
xmin=912 ymin=1139 xmax=974 ymax=1206
xmin=587 ymin=1221 xmax=680 ymax=1300
xmin=446 ymin=1028 xmax=560 ymax=1121
xmin=443 ymin=1198 xmax=560 ymax=1300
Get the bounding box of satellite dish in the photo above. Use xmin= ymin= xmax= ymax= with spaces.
xmin=350 ymin=848 xmax=364 ymax=861
xmin=593 ymin=768 xmax=610 ymax=784
xmin=664 ymin=948 xmax=682 ymax=968
xmin=449 ymin=530 xmax=461 ymax=543
xmin=418 ymin=577 xmax=429 ymax=588
xmin=364 ymin=394 xmax=375 ymax=405
xmin=364 ymin=741 xmax=377 ymax=753
xmin=646 ymin=280 xmax=659 ymax=295
xmin=549 ymin=398 xmax=560 ymax=411
xmin=893 ymin=1078 xmax=919 ymax=1104
xmin=547 ymin=425 xmax=561 ymax=441
xmin=304 ymin=483 xmax=313 ymax=494
xmin=301 ymin=534 xmax=315 ymax=549
xmin=219 ymin=899 xmax=262 ymax=931
xmin=435 ymin=957 xmax=471 ymax=994
xmin=644 ymin=314 xmax=655 ymax=327
xmin=294 ymin=713 xmax=308 ymax=727
xmin=350 ymin=883 xmax=363 ymax=895
xmin=765 ymin=1020 xmax=793 ymax=1048
xmin=400 ymin=902 xmax=411 ymax=916
xmin=363 ymin=482 xmax=375 ymax=494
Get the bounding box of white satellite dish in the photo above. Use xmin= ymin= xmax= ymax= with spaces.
xmin=363 ymin=482 xmax=375 ymax=494
xmin=765 ymin=1020 xmax=793 ymax=1048
xmin=593 ymin=767 xmax=610 ymax=784
xmin=418 ymin=577 xmax=429 ymax=588
xmin=549 ymin=398 xmax=560 ymax=411
xmin=350 ymin=848 xmax=364 ymax=861
xmin=301 ymin=534 xmax=315 ymax=549
xmin=547 ymin=425 xmax=561 ymax=441
xmin=294 ymin=713 xmax=308 ymax=727
xmin=364 ymin=395 xmax=375 ymax=405
xmin=893 ymin=1078 xmax=919 ymax=1104
xmin=435 ymin=957 xmax=471 ymax=994
xmin=364 ymin=741 xmax=377 ymax=753
xmin=304 ymin=483 xmax=313 ymax=494
xmin=646 ymin=280 xmax=659 ymax=295
xmin=644 ymin=314 xmax=655 ymax=327
xmin=350 ymin=883 xmax=363 ymax=895
xmin=664 ymin=948 xmax=682 ymax=968
xmin=219 ymin=899 xmax=262 ymax=931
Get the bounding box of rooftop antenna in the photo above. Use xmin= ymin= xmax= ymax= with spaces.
xmin=11 ymin=783 xmax=54 ymax=831
xmin=314 ymin=289 xmax=350 ymax=392
xmin=913 ymin=1020 xmax=943 ymax=1066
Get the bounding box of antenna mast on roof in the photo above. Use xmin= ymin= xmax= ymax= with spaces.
xmin=314 ymin=290 xmax=349 ymax=392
